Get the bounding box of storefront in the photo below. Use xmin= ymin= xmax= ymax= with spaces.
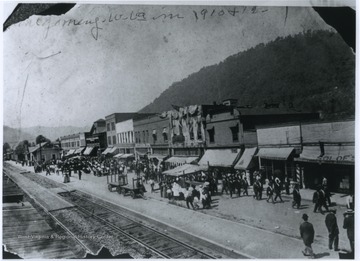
xmin=234 ymin=147 xmax=258 ymax=184
xmin=256 ymin=147 xmax=296 ymax=181
xmin=295 ymin=145 xmax=354 ymax=193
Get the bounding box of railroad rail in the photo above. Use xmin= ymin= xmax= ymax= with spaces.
xmin=58 ymin=190 xmax=217 ymax=259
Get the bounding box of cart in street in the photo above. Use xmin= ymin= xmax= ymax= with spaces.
xmin=107 ymin=173 xmax=146 ymax=199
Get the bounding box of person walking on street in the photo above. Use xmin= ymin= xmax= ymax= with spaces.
xmin=300 ymin=214 xmax=315 ymax=258
xmin=343 ymin=210 xmax=354 ymax=253
xmin=285 ymin=176 xmax=290 ymax=195
xmin=325 ymin=209 xmax=339 ymax=251
xmin=242 ymin=175 xmax=249 ymax=196
xmin=46 ymin=165 xmax=51 ymax=176
xmin=274 ymin=177 xmax=284 ymax=203
xmin=185 ymin=187 xmax=195 ymax=210
xmin=292 ymin=183 xmax=301 ymax=209
xmin=78 ymin=169 xmax=82 ymax=180
xmin=266 ymin=181 xmax=274 ymax=203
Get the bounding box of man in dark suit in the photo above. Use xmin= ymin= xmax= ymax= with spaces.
xmin=343 ymin=210 xmax=354 ymax=253
xmin=325 ymin=209 xmax=339 ymax=251
xmin=300 ymin=213 xmax=315 ymax=257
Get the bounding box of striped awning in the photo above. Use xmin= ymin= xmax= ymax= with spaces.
xmin=120 ymin=153 xmax=135 ymax=159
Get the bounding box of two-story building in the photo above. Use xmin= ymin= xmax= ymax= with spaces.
xmin=60 ymin=132 xmax=90 ymax=156
xmin=295 ymin=120 xmax=354 ymax=193
xmin=84 ymin=119 xmax=107 ymax=156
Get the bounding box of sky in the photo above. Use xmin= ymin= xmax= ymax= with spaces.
xmin=3 ymin=3 xmax=336 ymax=128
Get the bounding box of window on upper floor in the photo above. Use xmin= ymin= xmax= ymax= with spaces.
xmin=113 ymin=135 xmax=116 ymax=144
xmin=230 ymin=124 xmax=239 ymax=142
xmin=107 ymin=123 xmax=110 ymax=131
xmin=111 ymin=122 xmax=115 ymax=131
xmin=207 ymin=127 xmax=215 ymax=143
xmin=108 ymin=136 xmax=112 ymax=145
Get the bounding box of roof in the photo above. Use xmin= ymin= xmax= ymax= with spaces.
xmin=237 ymin=107 xmax=317 ymax=116
xmin=28 ymin=142 xmax=49 ymax=153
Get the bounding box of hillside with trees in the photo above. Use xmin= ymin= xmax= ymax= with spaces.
xmin=140 ymin=30 xmax=355 ymax=120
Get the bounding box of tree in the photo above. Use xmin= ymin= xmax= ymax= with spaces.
xmin=3 ymin=143 xmax=10 ymax=154
xmin=36 ymin=135 xmax=50 ymax=145
xmin=15 ymin=140 xmax=29 ymax=161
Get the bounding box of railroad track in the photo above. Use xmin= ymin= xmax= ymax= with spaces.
xmin=58 ymin=190 xmax=217 ymax=259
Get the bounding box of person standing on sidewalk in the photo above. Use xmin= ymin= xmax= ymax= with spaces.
xmin=343 ymin=210 xmax=354 ymax=253
xmin=78 ymin=169 xmax=82 ymax=180
xmin=300 ymin=213 xmax=315 ymax=258
xmin=325 ymin=209 xmax=339 ymax=251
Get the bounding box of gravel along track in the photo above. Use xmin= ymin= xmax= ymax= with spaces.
xmin=58 ymin=191 xmax=218 ymax=259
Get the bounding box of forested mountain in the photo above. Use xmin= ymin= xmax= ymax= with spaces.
xmin=140 ymin=30 xmax=355 ymax=119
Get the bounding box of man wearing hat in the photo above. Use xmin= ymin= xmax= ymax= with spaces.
xmin=300 ymin=213 xmax=315 ymax=257
xmin=343 ymin=210 xmax=354 ymax=253
xmin=325 ymin=209 xmax=339 ymax=251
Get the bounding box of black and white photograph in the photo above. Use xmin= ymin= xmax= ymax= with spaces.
xmin=2 ymin=0 xmax=356 ymax=259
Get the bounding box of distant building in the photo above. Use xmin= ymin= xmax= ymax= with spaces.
xmin=59 ymin=132 xmax=90 ymax=157
xmin=105 ymin=113 xmax=139 ymax=148
xmin=83 ymin=119 xmax=107 ymax=156
xmin=133 ymin=114 xmax=169 ymax=166
xmin=28 ymin=142 xmax=62 ymax=163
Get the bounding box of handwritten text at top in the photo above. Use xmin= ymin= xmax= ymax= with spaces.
xmin=16 ymin=7 xmax=268 ymax=41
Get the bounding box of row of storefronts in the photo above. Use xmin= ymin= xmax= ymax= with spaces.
xmin=58 ymin=99 xmax=354 ymax=194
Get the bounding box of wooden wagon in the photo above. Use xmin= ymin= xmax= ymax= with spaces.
xmin=107 ymin=173 xmax=146 ymax=199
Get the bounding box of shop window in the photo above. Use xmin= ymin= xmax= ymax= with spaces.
xmin=230 ymin=124 xmax=239 ymax=142
xmin=207 ymin=127 xmax=215 ymax=143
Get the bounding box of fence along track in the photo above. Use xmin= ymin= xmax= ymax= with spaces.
xmin=58 ymin=190 xmax=217 ymax=259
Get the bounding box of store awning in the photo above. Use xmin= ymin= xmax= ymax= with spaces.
xmin=74 ymin=147 xmax=85 ymax=154
xmin=83 ymin=147 xmax=94 ymax=156
xmin=113 ymin=153 xmax=124 ymax=158
xmin=109 ymin=147 xmax=118 ymax=154
xmin=120 ymin=153 xmax=135 ymax=159
xmin=102 ymin=148 xmax=112 ymax=155
xmin=165 ymin=156 xmax=198 ymax=165
xmin=234 ymin=147 xmax=257 ymax=170
xmin=163 ymin=164 xmax=207 ymax=176
xmin=66 ymin=149 xmax=76 ymax=156
xmin=256 ymin=147 xmax=294 ymax=160
xmin=148 ymin=154 xmax=168 ymax=160
xmin=198 ymin=149 xmax=241 ymax=167
xmin=295 ymin=145 xmax=354 ymax=165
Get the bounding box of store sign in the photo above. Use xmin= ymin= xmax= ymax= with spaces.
xmin=318 ymin=154 xmax=354 ymax=163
